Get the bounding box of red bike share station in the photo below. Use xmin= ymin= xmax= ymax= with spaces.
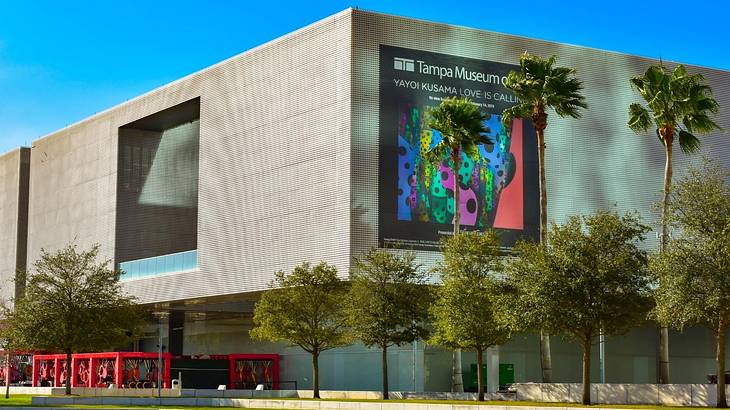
xmin=33 ymin=352 xmax=172 ymax=388
xmin=31 ymin=352 xmax=279 ymax=389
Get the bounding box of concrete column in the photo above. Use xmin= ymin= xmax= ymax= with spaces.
xmin=414 ymin=341 xmax=425 ymax=392
xmin=487 ymin=346 xmax=499 ymax=393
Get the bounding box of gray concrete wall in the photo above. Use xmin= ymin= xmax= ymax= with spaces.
xmin=25 ymin=9 xmax=352 ymax=303
xmin=27 ymin=115 xmax=119 ymax=271
xmin=178 ymin=313 xmax=426 ymax=392
xmin=349 ymin=8 xmax=730 ymax=389
xmin=0 ymin=147 xmax=29 ymax=304
xmin=171 ymin=311 xmax=728 ymax=391
xmin=350 ymin=9 xmax=730 ymax=265
xmin=513 ymin=382 xmax=730 ymax=407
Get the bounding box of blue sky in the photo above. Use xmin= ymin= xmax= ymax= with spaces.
xmin=1 ymin=0 xmax=728 ymax=154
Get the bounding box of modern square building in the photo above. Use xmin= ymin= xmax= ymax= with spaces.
xmin=1 ymin=8 xmax=729 ymax=391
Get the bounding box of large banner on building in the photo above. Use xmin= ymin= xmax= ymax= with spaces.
xmin=378 ymin=45 xmax=539 ymax=251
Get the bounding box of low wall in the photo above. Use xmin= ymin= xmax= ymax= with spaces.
xmin=47 ymin=387 xmax=181 ymax=397
xmin=43 ymin=388 xmax=510 ymax=400
xmin=29 ymin=383 xmax=730 ymax=406
xmin=32 ymin=396 xmax=704 ymax=409
xmin=177 ymin=390 xmax=514 ymax=401
xmin=0 ymin=386 xmax=53 ymax=395
xmin=513 ymin=383 xmax=729 ymax=407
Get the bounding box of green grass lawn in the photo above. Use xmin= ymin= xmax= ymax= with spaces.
xmin=273 ymin=397 xmax=702 ymax=409
xmin=0 ymin=395 xmax=711 ymax=409
xmin=0 ymin=395 xmax=246 ymax=408
xmin=0 ymin=395 xmax=33 ymax=406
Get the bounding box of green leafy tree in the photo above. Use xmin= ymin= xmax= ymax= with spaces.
xmin=250 ymin=262 xmax=350 ymax=399
xmin=506 ymin=210 xmax=650 ymax=405
xmin=651 ymin=162 xmax=730 ymax=407
xmin=502 ymin=52 xmax=587 ymax=382
xmin=346 ymin=249 xmax=432 ymax=399
xmin=430 ymin=231 xmax=510 ymax=401
xmin=628 ymin=64 xmax=721 ymax=383
xmin=4 ymin=244 xmax=145 ymax=395
xmin=426 ymin=96 xmax=490 ymax=392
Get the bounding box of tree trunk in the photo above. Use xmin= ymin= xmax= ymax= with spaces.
xmin=534 ymin=111 xmax=552 ymax=383
xmin=450 ymin=147 xmax=464 ymax=393
xmin=451 ymin=349 xmax=464 ymax=393
xmin=382 ymin=345 xmax=389 ymax=400
xmin=658 ymin=135 xmax=673 ymax=384
xmin=659 ymin=327 xmax=670 ymax=384
xmin=476 ymin=348 xmax=485 ymax=401
xmin=452 ymin=148 xmax=461 ymax=235
xmin=4 ymin=351 xmax=10 ymax=399
xmin=717 ymin=323 xmax=727 ymax=408
xmin=540 ymin=331 xmax=552 ymax=383
xmin=536 ymin=111 xmax=548 ymax=247
xmin=582 ymin=340 xmax=592 ymax=405
xmin=65 ymin=351 xmax=72 ymax=396
xmin=312 ymin=352 xmax=320 ymax=399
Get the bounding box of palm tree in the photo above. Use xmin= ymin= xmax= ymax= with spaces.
xmin=426 ymin=96 xmax=490 ymax=393
xmin=628 ymin=63 xmax=721 ymax=384
xmin=426 ymin=96 xmax=491 ymax=236
xmin=502 ymin=52 xmax=587 ymax=383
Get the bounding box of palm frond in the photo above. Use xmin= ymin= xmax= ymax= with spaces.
xmin=629 ymin=63 xmax=721 ymax=145
xmin=671 ymin=64 xmax=688 ymax=81
xmin=677 ymin=130 xmax=701 ymax=154
xmin=627 ymin=103 xmax=652 ymax=133
xmin=501 ymin=103 xmax=533 ymax=130
xmin=683 ymin=113 xmax=722 ymax=134
xmin=629 ymin=77 xmax=645 ymax=92
xmin=503 ymin=52 xmax=586 ymax=122
xmin=426 ymin=97 xmax=491 ymax=164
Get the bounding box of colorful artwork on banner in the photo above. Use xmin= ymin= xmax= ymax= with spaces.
xmin=395 ymin=105 xmax=526 ymax=231
xmin=379 ymin=45 xmax=539 ymax=250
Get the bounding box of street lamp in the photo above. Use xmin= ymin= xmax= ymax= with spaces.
xmin=152 ymin=311 xmax=169 ymax=398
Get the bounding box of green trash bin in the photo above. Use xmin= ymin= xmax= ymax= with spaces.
xmin=467 ymin=363 xmax=487 ymax=391
xmin=468 ymin=363 xmax=515 ymax=391
xmin=499 ymin=363 xmax=515 ymax=387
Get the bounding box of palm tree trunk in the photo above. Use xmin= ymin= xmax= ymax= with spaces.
xmin=312 ymin=352 xmax=320 ymax=399
xmin=476 ymin=348 xmax=485 ymax=401
xmin=382 ymin=345 xmax=389 ymax=400
xmin=660 ymin=136 xmax=673 ymax=254
xmin=717 ymin=322 xmax=727 ymax=408
xmin=535 ymin=121 xmax=553 ymax=383
xmin=450 ymin=147 xmax=464 ymax=393
xmin=536 ymin=116 xmax=548 ymax=247
xmin=582 ymin=340 xmax=592 ymax=405
xmin=452 ymin=148 xmax=461 ymax=235
xmin=658 ymin=136 xmax=673 ymax=384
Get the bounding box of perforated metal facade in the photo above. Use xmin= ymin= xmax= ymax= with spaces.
xmin=25 ymin=10 xmax=352 ymax=304
xmin=19 ymin=8 xmax=730 ymax=305
xmin=0 ymin=147 xmax=29 ymax=304
xmin=350 ymin=10 xmax=730 ymax=269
